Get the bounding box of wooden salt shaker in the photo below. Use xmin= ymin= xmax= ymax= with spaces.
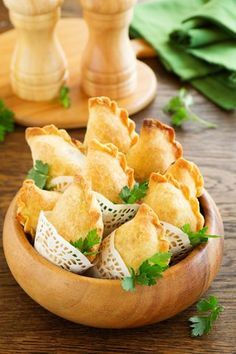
xmin=3 ymin=0 xmax=68 ymax=101
xmin=80 ymin=0 xmax=137 ymax=99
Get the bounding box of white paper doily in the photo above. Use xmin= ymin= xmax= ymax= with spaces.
xmin=48 ymin=176 xmax=74 ymax=192
xmin=161 ymin=221 xmax=192 ymax=262
xmin=34 ymin=211 xmax=93 ymax=274
xmin=95 ymin=192 xmax=139 ymax=236
xmin=48 ymin=176 xmax=139 ymax=236
xmin=93 ymin=232 xmax=130 ymax=279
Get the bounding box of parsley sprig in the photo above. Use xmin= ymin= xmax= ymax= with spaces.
xmin=122 ymin=252 xmax=171 ymax=292
xmin=70 ymin=229 xmax=100 ymax=256
xmin=182 ymin=224 xmax=221 ymax=247
xmin=27 ymin=160 xmax=50 ymax=189
xmin=163 ymin=88 xmax=217 ymax=129
xmin=59 ymin=86 xmax=71 ymax=109
xmin=0 ymin=99 xmax=15 ymax=142
xmin=189 ymin=295 xmax=224 ymax=336
xmin=119 ymin=181 xmax=148 ymax=204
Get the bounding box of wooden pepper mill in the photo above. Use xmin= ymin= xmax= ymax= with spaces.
xmin=80 ymin=0 xmax=138 ymax=99
xmin=3 ymin=0 xmax=68 ymax=101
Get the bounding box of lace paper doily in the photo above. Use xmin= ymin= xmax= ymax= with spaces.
xmin=161 ymin=221 xmax=192 ymax=262
xmin=48 ymin=176 xmax=139 ymax=236
xmin=93 ymin=232 xmax=130 ymax=279
xmin=95 ymin=192 xmax=139 ymax=236
xmin=34 ymin=211 xmax=92 ymax=274
xmin=48 ymin=176 xmax=74 ymax=192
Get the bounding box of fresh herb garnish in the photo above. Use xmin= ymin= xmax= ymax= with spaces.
xmin=189 ymin=295 xmax=224 ymax=337
xmin=182 ymin=224 xmax=221 ymax=247
xmin=27 ymin=160 xmax=50 ymax=189
xmin=59 ymin=85 xmax=71 ymax=109
xmin=122 ymin=252 xmax=171 ymax=292
xmin=163 ymin=88 xmax=217 ymax=129
xmin=0 ymin=99 xmax=15 ymax=142
xmin=119 ymin=181 xmax=148 ymax=204
xmin=70 ymin=229 xmax=100 ymax=256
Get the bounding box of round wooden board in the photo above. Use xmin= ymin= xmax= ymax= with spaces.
xmin=0 ymin=18 xmax=157 ymax=128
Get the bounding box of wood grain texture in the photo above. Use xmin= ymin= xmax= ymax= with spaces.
xmin=0 ymin=0 xmax=235 ymax=353
xmin=3 ymin=0 xmax=68 ymax=101
xmin=0 ymin=18 xmax=157 ymax=127
xmin=80 ymin=0 xmax=138 ymax=98
xmin=2 ymin=191 xmax=224 ymax=329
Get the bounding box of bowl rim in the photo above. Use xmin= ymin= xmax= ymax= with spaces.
xmin=5 ymin=188 xmax=224 ymax=288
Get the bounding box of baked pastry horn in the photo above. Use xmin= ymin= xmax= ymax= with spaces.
xmin=93 ymin=204 xmax=169 ymax=279
xmin=47 ymin=175 xmax=140 ymax=237
xmin=34 ymin=175 xmax=104 ymax=273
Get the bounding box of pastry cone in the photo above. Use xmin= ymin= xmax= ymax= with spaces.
xmin=47 ymin=175 xmax=103 ymax=261
xmin=127 ymin=119 xmax=183 ymax=182
xmin=84 ymin=96 xmax=138 ymax=153
xmin=16 ymin=179 xmax=60 ymax=237
xmin=114 ymin=204 xmax=169 ymax=272
xmin=143 ymin=173 xmax=204 ymax=232
xmin=165 ymin=158 xmax=204 ymax=197
xmin=26 ymin=125 xmax=87 ymax=185
xmin=86 ymin=139 xmax=135 ymax=203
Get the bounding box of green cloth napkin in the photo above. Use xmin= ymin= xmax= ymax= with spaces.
xmin=170 ymin=25 xmax=232 ymax=48
xmin=170 ymin=0 xmax=236 ymax=71
xmin=130 ymin=0 xmax=236 ymax=110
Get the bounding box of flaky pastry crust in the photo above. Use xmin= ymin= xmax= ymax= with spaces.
xmin=143 ymin=173 xmax=204 ymax=231
xmin=114 ymin=203 xmax=169 ymax=272
xmin=84 ymin=96 xmax=138 ymax=153
xmin=26 ymin=124 xmax=85 ymax=151
xmin=47 ymin=174 xmax=103 ymax=261
xmin=165 ymin=158 xmax=204 ymax=197
xmin=126 ymin=119 xmax=183 ymax=182
xmin=87 ymin=139 xmax=135 ymax=203
xmin=26 ymin=125 xmax=87 ymax=184
xmin=16 ymin=179 xmax=60 ymax=237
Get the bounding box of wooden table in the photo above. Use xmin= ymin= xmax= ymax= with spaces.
xmin=0 ymin=1 xmax=235 ymax=353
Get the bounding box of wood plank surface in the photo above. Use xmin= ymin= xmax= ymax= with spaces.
xmin=0 ymin=1 xmax=235 ymax=353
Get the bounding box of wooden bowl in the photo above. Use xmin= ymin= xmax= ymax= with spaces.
xmin=3 ymin=190 xmax=224 ymax=329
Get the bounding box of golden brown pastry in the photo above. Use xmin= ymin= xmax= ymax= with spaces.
xmin=165 ymin=158 xmax=204 ymax=197
xmin=114 ymin=204 xmax=169 ymax=272
xmin=126 ymin=119 xmax=183 ymax=182
xmin=47 ymin=175 xmax=103 ymax=261
xmin=86 ymin=139 xmax=135 ymax=203
xmin=26 ymin=125 xmax=87 ymax=185
xmin=143 ymin=173 xmax=204 ymax=231
xmin=84 ymin=96 xmax=138 ymax=153
xmin=16 ymin=179 xmax=60 ymax=237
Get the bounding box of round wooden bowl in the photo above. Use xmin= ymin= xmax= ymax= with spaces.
xmin=3 ymin=190 xmax=224 ymax=329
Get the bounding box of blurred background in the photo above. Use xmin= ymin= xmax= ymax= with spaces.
xmin=0 ymin=0 xmax=82 ymax=33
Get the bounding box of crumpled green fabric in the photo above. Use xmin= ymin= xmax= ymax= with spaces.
xmin=170 ymin=25 xmax=231 ymax=49
xmin=130 ymin=0 xmax=236 ymax=110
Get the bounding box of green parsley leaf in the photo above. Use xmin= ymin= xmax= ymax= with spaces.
xmin=189 ymin=316 xmax=209 ymax=337
xmin=163 ymin=88 xmax=217 ymax=129
xmin=70 ymin=229 xmax=100 ymax=256
xmin=121 ymin=252 xmax=171 ymax=292
xmin=27 ymin=160 xmax=50 ymax=189
xmin=121 ymin=269 xmax=136 ymax=292
xmin=182 ymin=224 xmax=221 ymax=247
xmin=0 ymin=99 xmax=15 ymax=142
xmin=59 ymin=86 xmax=71 ymax=109
xmin=189 ymin=295 xmax=224 ymax=337
xmin=119 ymin=181 xmax=148 ymax=204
